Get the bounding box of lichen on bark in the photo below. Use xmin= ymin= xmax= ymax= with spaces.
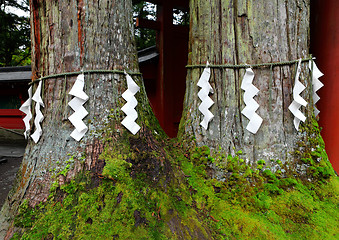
xmin=1 ymin=0 xmax=338 ymax=239
xmin=0 ymin=0 xmax=159 ymax=237
xmin=179 ymin=0 xmax=313 ymax=167
xmin=10 ymin=135 xmax=339 ymax=239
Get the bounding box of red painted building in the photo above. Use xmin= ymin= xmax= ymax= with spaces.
xmin=137 ymin=0 xmax=189 ymax=138
xmin=0 ymin=66 xmax=30 ymax=130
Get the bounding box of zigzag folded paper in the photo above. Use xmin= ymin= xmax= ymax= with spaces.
xmin=288 ymin=59 xmax=307 ymax=130
xmin=309 ymin=60 xmax=324 ymax=117
xmin=19 ymin=86 xmax=33 ymax=139
xmin=31 ymin=81 xmax=45 ymax=143
xmin=241 ymin=68 xmax=263 ymax=134
xmin=121 ymin=72 xmax=140 ymax=135
xmin=197 ymin=62 xmax=214 ymax=130
xmin=68 ymin=74 xmax=89 ymax=141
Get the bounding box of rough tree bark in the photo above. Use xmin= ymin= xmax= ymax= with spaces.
xmin=180 ymin=0 xmax=311 ymax=166
xmin=0 ymin=0 xmax=337 ymax=239
xmin=0 ymin=0 xmax=160 ymax=237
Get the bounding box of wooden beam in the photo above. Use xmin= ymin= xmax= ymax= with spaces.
xmin=136 ymin=17 xmax=160 ymax=30
xmin=171 ymin=0 xmax=189 ymax=8
xmin=137 ymin=0 xmax=189 ymax=8
xmin=172 ymin=25 xmax=189 ymax=34
xmin=143 ymin=0 xmax=162 ymax=5
xmin=0 ymin=71 xmax=31 ymax=82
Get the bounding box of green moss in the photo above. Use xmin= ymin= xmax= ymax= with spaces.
xmin=257 ymin=159 xmax=266 ymax=165
xmin=295 ymin=118 xmax=336 ymax=180
xmin=102 ymin=153 xmax=132 ymax=182
xmin=14 ymin=200 xmax=36 ymax=228
xmin=59 ymin=164 xmax=70 ymax=177
xmin=13 ymin=136 xmax=339 ymax=240
xmin=11 ymin=233 xmax=21 ymax=240
xmin=236 ymin=150 xmax=243 ymax=155
xmin=179 ymin=147 xmax=338 ymax=239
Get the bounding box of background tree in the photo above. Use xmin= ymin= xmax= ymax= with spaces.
xmin=133 ymin=0 xmax=157 ymax=50
xmin=0 ymin=0 xmax=30 ymax=66
xmin=0 ymin=0 xmax=337 ymax=239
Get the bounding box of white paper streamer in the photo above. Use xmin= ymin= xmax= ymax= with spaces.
xmin=68 ymin=74 xmax=89 ymax=141
xmin=241 ymin=68 xmax=263 ymax=134
xmin=288 ymin=59 xmax=307 ymax=130
xmin=19 ymin=86 xmax=33 ymax=139
xmin=197 ymin=62 xmax=214 ymax=130
xmin=31 ymin=81 xmax=45 ymax=143
xmin=121 ymin=72 xmax=140 ymax=135
xmin=309 ymin=60 xmax=324 ymax=117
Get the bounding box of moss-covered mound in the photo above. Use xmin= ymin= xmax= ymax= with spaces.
xmin=12 ymin=129 xmax=339 ymax=239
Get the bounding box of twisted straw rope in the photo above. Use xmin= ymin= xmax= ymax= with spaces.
xmin=186 ymin=56 xmax=313 ymax=69
xmin=29 ymin=69 xmax=142 ymax=85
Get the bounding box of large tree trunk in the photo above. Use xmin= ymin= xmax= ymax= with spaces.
xmin=180 ymin=0 xmax=311 ymax=166
xmin=0 ymin=0 xmax=160 ymax=237
xmin=1 ymin=1 xmax=337 ymax=239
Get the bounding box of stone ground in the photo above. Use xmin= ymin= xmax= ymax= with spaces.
xmin=0 ymin=141 xmax=26 ymax=208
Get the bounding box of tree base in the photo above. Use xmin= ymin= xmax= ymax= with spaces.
xmin=7 ymin=128 xmax=339 ymax=239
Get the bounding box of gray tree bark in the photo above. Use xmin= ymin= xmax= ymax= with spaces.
xmin=1 ymin=1 xmax=333 ymax=239
xmin=180 ymin=0 xmax=311 ymax=166
xmin=0 ymin=0 xmax=158 ymax=237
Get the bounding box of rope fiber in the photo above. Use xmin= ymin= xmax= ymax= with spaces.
xmin=30 ymin=56 xmax=314 ymax=85
xmin=29 ymin=69 xmax=142 ymax=85
xmin=186 ymin=56 xmax=314 ymax=69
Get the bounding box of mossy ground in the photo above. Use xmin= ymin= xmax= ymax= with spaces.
xmin=12 ymin=123 xmax=339 ymax=239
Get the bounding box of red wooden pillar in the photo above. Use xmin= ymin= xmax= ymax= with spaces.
xmin=311 ymin=0 xmax=339 ymax=172
xmin=156 ymin=1 xmax=188 ymax=137
xmin=136 ymin=0 xmax=188 ymax=138
xmin=155 ymin=1 xmax=170 ymax=135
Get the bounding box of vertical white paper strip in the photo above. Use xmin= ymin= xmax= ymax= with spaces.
xmin=241 ymin=68 xmax=263 ymax=134
xmin=197 ymin=61 xmax=214 ymax=130
xmin=31 ymin=81 xmax=45 ymax=143
xmin=68 ymin=74 xmax=89 ymax=141
xmin=288 ymin=59 xmax=307 ymax=130
xmin=309 ymin=60 xmax=324 ymax=117
xmin=121 ymin=72 xmax=140 ymax=135
xmin=19 ymin=86 xmax=33 ymax=139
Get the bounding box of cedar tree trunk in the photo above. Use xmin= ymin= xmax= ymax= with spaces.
xmin=0 ymin=1 xmax=337 ymax=239
xmin=0 ymin=0 xmax=161 ymax=237
xmin=180 ymin=0 xmax=312 ymax=166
